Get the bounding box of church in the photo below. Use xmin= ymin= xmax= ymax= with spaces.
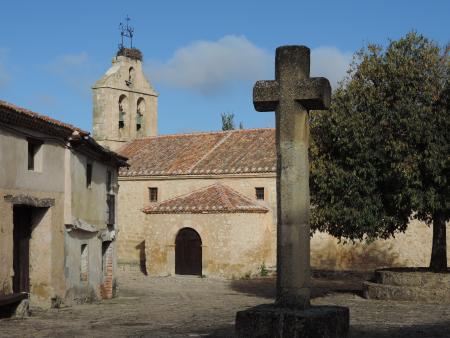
xmin=92 ymin=47 xmax=447 ymax=278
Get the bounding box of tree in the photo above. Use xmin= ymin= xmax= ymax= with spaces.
xmin=221 ymin=112 xmax=235 ymax=131
xmin=310 ymin=32 xmax=449 ymax=272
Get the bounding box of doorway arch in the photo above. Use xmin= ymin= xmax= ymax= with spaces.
xmin=175 ymin=228 xmax=202 ymax=276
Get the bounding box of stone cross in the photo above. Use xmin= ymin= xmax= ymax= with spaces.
xmin=254 ymin=45 xmax=331 ymax=309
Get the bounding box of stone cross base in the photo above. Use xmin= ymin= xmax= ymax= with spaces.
xmin=235 ymin=304 xmax=349 ymax=338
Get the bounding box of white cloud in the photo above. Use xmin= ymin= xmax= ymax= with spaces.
xmin=310 ymin=47 xmax=352 ymax=90
xmin=146 ymin=38 xmax=351 ymax=95
xmin=0 ymin=48 xmax=10 ymax=88
xmin=48 ymin=52 xmax=89 ymax=75
xmin=46 ymin=52 xmax=94 ymax=97
xmin=146 ymin=35 xmax=271 ymax=95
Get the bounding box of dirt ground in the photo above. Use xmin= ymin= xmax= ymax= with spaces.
xmin=0 ymin=270 xmax=449 ymax=338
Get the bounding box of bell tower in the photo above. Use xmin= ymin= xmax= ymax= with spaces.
xmin=92 ymin=18 xmax=158 ymax=151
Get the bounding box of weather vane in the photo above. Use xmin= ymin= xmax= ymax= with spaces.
xmin=119 ymin=15 xmax=134 ymax=49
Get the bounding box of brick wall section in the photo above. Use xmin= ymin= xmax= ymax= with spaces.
xmin=100 ymin=245 xmax=113 ymax=299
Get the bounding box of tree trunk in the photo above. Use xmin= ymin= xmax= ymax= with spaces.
xmin=429 ymin=212 xmax=447 ymax=272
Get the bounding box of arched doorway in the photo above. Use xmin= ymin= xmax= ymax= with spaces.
xmin=175 ymin=228 xmax=202 ymax=276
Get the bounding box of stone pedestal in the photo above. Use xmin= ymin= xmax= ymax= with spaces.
xmin=236 ymin=304 xmax=349 ymax=338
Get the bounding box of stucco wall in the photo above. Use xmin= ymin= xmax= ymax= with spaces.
xmin=311 ymin=219 xmax=450 ymax=271
xmin=0 ymin=188 xmax=66 ymax=308
xmin=0 ymin=128 xmax=66 ymax=306
xmin=70 ymin=152 xmax=110 ymax=227
xmin=65 ymin=151 xmax=119 ymax=304
xmin=118 ymin=174 xmax=450 ymax=276
xmin=0 ymin=125 xmax=120 ymax=308
xmin=0 ymin=128 xmax=65 ymax=192
xmin=143 ymin=213 xmax=275 ymax=278
xmin=117 ymin=175 xmax=276 ymax=269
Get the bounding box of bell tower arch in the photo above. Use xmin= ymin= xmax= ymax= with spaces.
xmin=92 ymin=47 xmax=158 ymax=151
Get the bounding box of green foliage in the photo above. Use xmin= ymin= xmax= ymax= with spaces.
xmin=221 ymin=112 xmax=235 ymax=131
xmin=310 ymin=32 xmax=449 ymax=252
xmin=239 ymin=121 xmax=244 ymax=129
xmin=259 ymin=262 xmax=269 ymax=277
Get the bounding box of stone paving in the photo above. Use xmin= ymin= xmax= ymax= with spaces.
xmin=0 ymin=270 xmax=449 ymax=337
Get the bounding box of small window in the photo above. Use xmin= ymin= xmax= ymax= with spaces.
xmin=86 ymin=163 xmax=93 ymax=188
xmin=80 ymin=244 xmax=88 ymax=282
xmin=255 ymin=187 xmax=265 ymax=200
xmin=106 ymin=170 xmax=112 ymax=192
xmin=149 ymin=187 xmax=158 ymax=202
xmin=27 ymin=138 xmax=42 ymax=171
xmin=107 ymin=194 xmax=115 ymax=225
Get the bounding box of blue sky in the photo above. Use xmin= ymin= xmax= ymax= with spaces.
xmin=0 ymin=0 xmax=448 ymax=135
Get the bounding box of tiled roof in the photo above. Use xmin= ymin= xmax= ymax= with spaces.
xmin=119 ymin=128 xmax=276 ymax=177
xmin=0 ymin=99 xmax=128 ymax=166
xmin=143 ymin=183 xmax=269 ymax=214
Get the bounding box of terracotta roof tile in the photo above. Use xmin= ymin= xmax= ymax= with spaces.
xmin=119 ymin=128 xmax=276 ymax=177
xmin=143 ymin=183 xmax=269 ymax=214
xmin=0 ymin=99 xmax=127 ymax=166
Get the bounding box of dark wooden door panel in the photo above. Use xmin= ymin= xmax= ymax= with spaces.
xmin=13 ymin=206 xmax=32 ymax=293
xmin=175 ymin=228 xmax=202 ymax=276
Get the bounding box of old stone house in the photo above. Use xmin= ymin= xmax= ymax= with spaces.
xmin=0 ymin=100 xmax=127 ymax=309
xmin=94 ymin=48 xmax=449 ymax=279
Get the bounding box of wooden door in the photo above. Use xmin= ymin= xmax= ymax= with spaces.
xmin=13 ymin=206 xmax=32 ymax=293
xmin=175 ymin=228 xmax=202 ymax=276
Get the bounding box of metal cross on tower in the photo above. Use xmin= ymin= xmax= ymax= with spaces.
xmin=119 ymin=15 xmax=134 ymax=49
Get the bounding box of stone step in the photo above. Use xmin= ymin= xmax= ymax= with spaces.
xmin=363 ymin=281 xmax=450 ymax=303
xmin=375 ymin=269 xmax=450 ymax=288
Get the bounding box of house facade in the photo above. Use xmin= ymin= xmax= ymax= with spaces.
xmin=0 ymin=100 xmax=127 ymax=308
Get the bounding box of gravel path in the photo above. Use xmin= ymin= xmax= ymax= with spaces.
xmin=0 ymin=270 xmax=448 ymax=337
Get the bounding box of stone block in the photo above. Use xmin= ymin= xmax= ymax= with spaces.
xmin=13 ymin=299 xmax=30 ymax=318
xmin=363 ymin=281 xmax=450 ymax=303
xmin=363 ymin=268 xmax=450 ymax=303
xmin=235 ymin=304 xmax=349 ymax=338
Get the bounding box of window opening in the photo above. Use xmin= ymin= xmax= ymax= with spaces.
xmin=106 ymin=170 xmax=112 ymax=192
xmin=86 ymin=163 xmax=93 ymax=188
xmin=27 ymin=138 xmax=42 ymax=171
xmin=118 ymin=95 xmax=127 ymax=129
xmin=80 ymin=244 xmax=88 ymax=282
xmin=149 ymin=187 xmax=158 ymax=202
xmin=136 ymin=98 xmax=145 ymax=132
xmin=255 ymin=187 xmax=265 ymax=200
xmin=107 ymin=194 xmax=115 ymax=226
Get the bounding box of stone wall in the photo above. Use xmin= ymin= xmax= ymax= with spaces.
xmin=118 ymin=173 xmax=450 ymax=276
xmin=0 ymin=187 xmax=66 ymax=308
xmin=144 ymin=212 xmax=274 ymax=278
xmin=0 ymin=124 xmax=120 ymax=308
xmin=117 ymin=174 xmax=276 ymax=271
xmin=92 ymin=55 xmax=158 ymax=151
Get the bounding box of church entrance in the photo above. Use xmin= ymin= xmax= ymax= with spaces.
xmin=175 ymin=228 xmax=202 ymax=276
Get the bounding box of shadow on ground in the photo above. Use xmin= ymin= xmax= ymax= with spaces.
xmin=350 ymin=321 xmax=450 ymax=338
xmin=197 ymin=320 xmax=450 ymax=338
xmin=229 ymin=270 xmax=372 ymax=299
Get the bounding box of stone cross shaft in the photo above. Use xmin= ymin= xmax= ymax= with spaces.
xmin=254 ymin=46 xmax=331 ymax=309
